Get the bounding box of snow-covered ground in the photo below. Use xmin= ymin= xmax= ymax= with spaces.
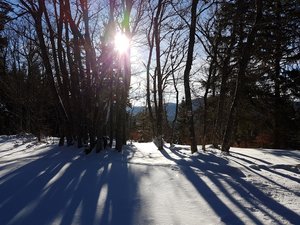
xmin=0 ymin=135 xmax=299 ymax=225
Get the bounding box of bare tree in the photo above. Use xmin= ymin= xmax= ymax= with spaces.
xmin=182 ymin=0 xmax=199 ymax=154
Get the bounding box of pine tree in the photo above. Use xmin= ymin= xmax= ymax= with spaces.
xmin=0 ymin=0 xmax=11 ymax=75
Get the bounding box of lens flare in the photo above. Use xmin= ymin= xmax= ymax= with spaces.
xmin=114 ymin=32 xmax=130 ymax=54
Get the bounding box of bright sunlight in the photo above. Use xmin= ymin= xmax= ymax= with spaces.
xmin=114 ymin=32 xmax=130 ymax=54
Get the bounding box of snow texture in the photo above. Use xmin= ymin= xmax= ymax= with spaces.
xmin=0 ymin=135 xmax=299 ymax=225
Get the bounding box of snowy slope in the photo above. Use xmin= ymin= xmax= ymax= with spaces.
xmin=0 ymin=135 xmax=299 ymax=225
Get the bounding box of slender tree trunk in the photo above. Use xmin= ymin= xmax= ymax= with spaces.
xmin=114 ymin=0 xmax=133 ymax=150
xmin=212 ymin=26 xmax=237 ymax=148
xmin=222 ymin=0 xmax=263 ymax=153
xmin=153 ymin=0 xmax=164 ymax=150
xmin=115 ymin=72 xmax=124 ymax=151
xmin=202 ymin=59 xmax=215 ymax=151
xmin=183 ymin=0 xmax=199 ymax=154
xmin=212 ymin=65 xmax=230 ymax=148
xmin=26 ymin=2 xmax=69 ymax=145
xmin=273 ymin=0 xmax=282 ymax=149
xmin=146 ymin=21 xmax=156 ymax=136
xmin=65 ymin=0 xmax=85 ymax=147
xmin=44 ymin=0 xmax=80 ymax=147
xmin=170 ymin=67 xmax=179 ymax=147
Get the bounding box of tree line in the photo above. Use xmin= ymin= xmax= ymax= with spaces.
xmin=0 ymin=0 xmax=299 ymax=153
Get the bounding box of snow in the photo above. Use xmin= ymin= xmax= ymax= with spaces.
xmin=0 ymin=135 xmax=299 ymax=225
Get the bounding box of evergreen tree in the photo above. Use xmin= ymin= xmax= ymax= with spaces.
xmin=0 ymin=0 xmax=11 ymax=75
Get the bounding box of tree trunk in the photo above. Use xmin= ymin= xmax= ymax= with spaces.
xmin=29 ymin=2 xmax=69 ymax=145
xmin=273 ymin=0 xmax=283 ymax=149
xmin=222 ymin=0 xmax=263 ymax=153
xmin=146 ymin=20 xmax=156 ymax=136
xmin=170 ymin=64 xmax=179 ymax=148
xmin=202 ymin=59 xmax=215 ymax=151
xmin=212 ymin=24 xmax=237 ymax=148
xmin=183 ymin=0 xmax=199 ymax=154
xmin=153 ymin=1 xmax=164 ymax=150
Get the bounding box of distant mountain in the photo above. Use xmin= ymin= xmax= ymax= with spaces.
xmin=129 ymin=98 xmax=203 ymax=121
xmin=165 ymin=98 xmax=203 ymax=121
xmin=127 ymin=106 xmax=145 ymax=115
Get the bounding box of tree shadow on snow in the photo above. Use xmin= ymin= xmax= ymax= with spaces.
xmin=258 ymin=148 xmax=300 ymax=160
xmin=0 ymin=145 xmax=140 ymax=225
xmin=160 ymin=147 xmax=300 ymax=225
xmin=230 ymin=154 xmax=300 ymax=185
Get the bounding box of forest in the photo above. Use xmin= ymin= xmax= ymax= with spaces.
xmin=0 ymin=0 xmax=299 ymax=153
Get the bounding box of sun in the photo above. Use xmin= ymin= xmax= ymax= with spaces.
xmin=114 ymin=32 xmax=130 ymax=54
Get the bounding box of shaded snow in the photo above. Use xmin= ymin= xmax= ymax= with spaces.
xmin=0 ymin=136 xmax=299 ymax=225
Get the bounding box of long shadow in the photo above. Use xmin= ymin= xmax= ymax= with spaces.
xmin=99 ymin=156 xmax=139 ymax=225
xmin=0 ymin=147 xmax=70 ymax=225
xmin=0 ymin=146 xmax=139 ymax=225
xmin=170 ymin=150 xmax=275 ymax=223
xmin=231 ymin=151 xmax=272 ymax=165
xmin=207 ymin=154 xmax=300 ymax=224
xmin=169 ymin=147 xmax=243 ymax=177
xmin=230 ymin=154 xmax=300 ymax=184
xmin=230 ymin=157 xmax=300 ymax=196
xmin=0 ymin=141 xmax=47 ymax=159
xmin=231 ymin=176 xmax=299 ymax=224
xmin=160 ymin=149 xmax=247 ymax=225
xmin=160 ymin=147 xmax=300 ymax=225
xmin=261 ymin=149 xmax=300 ymax=160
